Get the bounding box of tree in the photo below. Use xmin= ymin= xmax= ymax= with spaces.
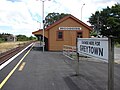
xmin=89 ymin=4 xmax=120 ymax=39
xmin=29 ymin=36 xmax=37 ymax=40
xmin=16 ymin=35 xmax=29 ymax=41
xmin=0 ymin=33 xmax=11 ymax=42
xmin=16 ymin=35 xmax=37 ymax=41
xmin=44 ymin=12 xmax=69 ymax=28
xmin=0 ymin=38 xmax=5 ymax=43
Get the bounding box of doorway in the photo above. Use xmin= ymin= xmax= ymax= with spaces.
xmin=77 ymin=32 xmax=82 ymax=38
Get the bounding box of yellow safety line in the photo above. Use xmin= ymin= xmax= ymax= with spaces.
xmin=0 ymin=44 xmax=34 ymax=89
xmin=18 ymin=62 xmax=26 ymax=71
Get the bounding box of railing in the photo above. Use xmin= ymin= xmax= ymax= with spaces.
xmin=63 ymin=45 xmax=77 ymax=60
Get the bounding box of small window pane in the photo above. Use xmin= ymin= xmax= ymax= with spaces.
xmin=58 ymin=32 xmax=63 ymax=39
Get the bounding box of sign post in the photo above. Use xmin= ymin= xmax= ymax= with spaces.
xmin=76 ymin=52 xmax=80 ymax=75
xmin=76 ymin=38 xmax=80 ymax=76
xmin=77 ymin=37 xmax=114 ymax=90
xmin=77 ymin=38 xmax=108 ymax=60
xmin=108 ymin=36 xmax=114 ymax=90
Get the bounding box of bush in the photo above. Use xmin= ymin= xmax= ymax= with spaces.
xmin=0 ymin=38 xmax=5 ymax=43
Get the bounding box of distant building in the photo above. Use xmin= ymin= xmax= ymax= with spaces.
xmin=6 ymin=34 xmax=16 ymax=42
xmin=32 ymin=15 xmax=93 ymax=51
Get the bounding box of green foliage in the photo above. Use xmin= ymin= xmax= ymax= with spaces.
xmin=115 ymin=41 xmax=120 ymax=47
xmin=89 ymin=3 xmax=120 ymax=42
xmin=44 ymin=12 xmax=70 ymax=28
xmin=90 ymin=30 xmax=98 ymax=37
xmin=115 ymin=38 xmax=120 ymax=44
xmin=0 ymin=33 xmax=10 ymax=42
xmin=0 ymin=33 xmax=36 ymax=42
xmin=0 ymin=38 xmax=5 ymax=43
xmin=16 ymin=35 xmax=28 ymax=41
xmin=16 ymin=35 xmax=36 ymax=41
xmin=29 ymin=36 xmax=37 ymax=40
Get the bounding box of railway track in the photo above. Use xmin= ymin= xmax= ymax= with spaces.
xmin=0 ymin=42 xmax=32 ymax=65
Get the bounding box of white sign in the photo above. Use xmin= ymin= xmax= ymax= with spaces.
xmin=77 ymin=38 xmax=108 ymax=60
xmin=59 ymin=27 xmax=81 ymax=30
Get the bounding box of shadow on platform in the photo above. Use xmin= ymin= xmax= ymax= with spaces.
xmin=32 ymin=46 xmax=43 ymax=51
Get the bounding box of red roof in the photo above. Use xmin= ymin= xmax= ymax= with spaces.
xmin=32 ymin=14 xmax=92 ymax=34
xmin=32 ymin=29 xmax=42 ymax=34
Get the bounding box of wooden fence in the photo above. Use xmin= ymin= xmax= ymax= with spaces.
xmin=63 ymin=45 xmax=76 ymax=60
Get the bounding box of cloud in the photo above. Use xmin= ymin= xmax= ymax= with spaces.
xmin=78 ymin=0 xmax=119 ymax=24
xmin=0 ymin=0 xmax=119 ymax=36
xmin=0 ymin=0 xmax=38 ymax=36
xmin=7 ymin=0 xmax=20 ymax=2
xmin=48 ymin=0 xmax=119 ymax=25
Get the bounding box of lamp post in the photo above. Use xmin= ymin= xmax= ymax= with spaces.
xmin=41 ymin=0 xmax=45 ymax=52
xmin=81 ymin=3 xmax=85 ymax=21
xmin=38 ymin=0 xmax=51 ymax=52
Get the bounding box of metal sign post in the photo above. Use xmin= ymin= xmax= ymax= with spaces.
xmin=76 ymin=38 xmax=80 ymax=76
xmin=108 ymin=36 xmax=114 ymax=90
xmin=76 ymin=52 xmax=80 ymax=75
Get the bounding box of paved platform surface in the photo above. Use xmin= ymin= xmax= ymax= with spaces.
xmin=114 ymin=48 xmax=120 ymax=64
xmin=0 ymin=42 xmax=120 ymax=90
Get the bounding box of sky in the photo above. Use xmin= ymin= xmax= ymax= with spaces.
xmin=0 ymin=0 xmax=120 ymax=36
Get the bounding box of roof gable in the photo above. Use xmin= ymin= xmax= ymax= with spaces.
xmin=32 ymin=29 xmax=42 ymax=34
xmin=45 ymin=14 xmax=92 ymax=31
xmin=32 ymin=15 xmax=92 ymax=34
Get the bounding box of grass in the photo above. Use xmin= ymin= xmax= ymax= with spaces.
xmin=115 ymin=43 xmax=120 ymax=48
xmin=0 ymin=41 xmax=29 ymax=53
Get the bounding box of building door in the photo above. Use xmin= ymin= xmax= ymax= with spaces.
xmin=77 ymin=32 xmax=82 ymax=38
xmin=44 ymin=37 xmax=48 ymax=51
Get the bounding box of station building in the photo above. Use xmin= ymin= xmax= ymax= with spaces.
xmin=32 ymin=15 xmax=92 ymax=51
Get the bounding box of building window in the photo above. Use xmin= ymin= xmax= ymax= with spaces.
xmin=57 ymin=31 xmax=63 ymax=40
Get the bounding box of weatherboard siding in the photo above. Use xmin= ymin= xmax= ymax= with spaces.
xmin=32 ymin=15 xmax=92 ymax=51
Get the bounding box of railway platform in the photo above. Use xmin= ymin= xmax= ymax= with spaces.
xmin=0 ymin=42 xmax=120 ymax=90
